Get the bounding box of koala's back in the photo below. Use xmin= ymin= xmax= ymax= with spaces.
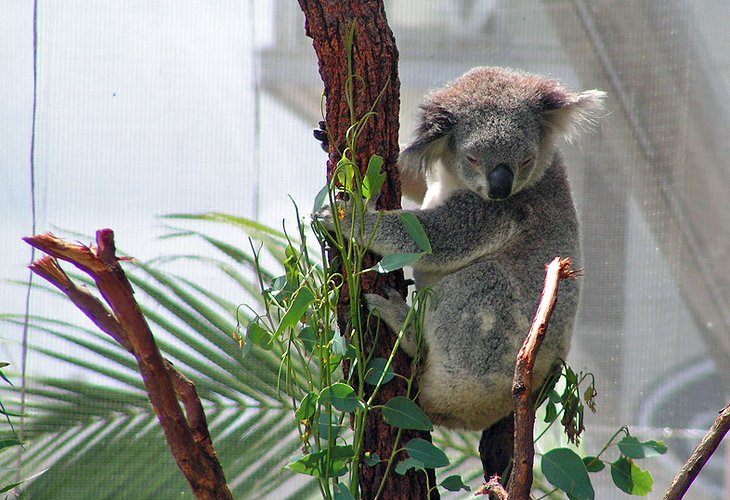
xmin=414 ymin=156 xmax=580 ymax=431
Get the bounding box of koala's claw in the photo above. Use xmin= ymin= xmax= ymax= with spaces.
xmin=313 ymin=120 xmax=329 ymax=152
xmin=364 ymin=291 xmax=417 ymax=357
xmin=313 ymin=204 xmax=336 ymax=231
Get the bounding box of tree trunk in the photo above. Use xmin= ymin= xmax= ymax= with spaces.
xmin=297 ymin=2 xmax=438 ymax=498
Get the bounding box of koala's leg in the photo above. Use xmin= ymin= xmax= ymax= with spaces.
xmin=364 ymin=289 xmax=418 ymax=357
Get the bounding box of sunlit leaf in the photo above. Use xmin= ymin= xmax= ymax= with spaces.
xmin=398 ymin=212 xmax=432 ymax=253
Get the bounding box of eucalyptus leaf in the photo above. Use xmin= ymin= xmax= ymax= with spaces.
xmin=275 ymin=287 xmax=314 ymax=337
xmin=362 ymin=155 xmax=386 ymax=200
xmin=439 ymin=474 xmax=470 ymax=492
xmin=381 ymin=397 xmax=433 ymax=431
xmin=617 ymin=435 xmax=668 ymax=459
xmin=296 ymin=392 xmax=318 ymax=421
xmin=333 ymin=483 xmax=356 ymax=500
xmin=398 ymin=212 xmax=432 ymax=253
xmin=363 ymin=452 xmax=381 ymax=467
xmin=247 ymin=322 xmax=273 ymax=350
xmin=371 ymin=252 xmax=424 ymax=273
xmin=364 ymin=357 xmax=395 ymax=386
xmin=288 ymin=445 xmax=354 ymax=478
xmin=313 ymin=184 xmax=330 ymax=212
xmin=319 ymin=382 xmax=365 ymax=413
xmin=582 ymin=456 xmax=605 ymax=473
xmin=610 ymin=456 xmax=653 ymax=496
xmin=395 ymin=457 xmax=424 ymax=475
xmin=541 ymin=448 xmax=594 ymax=500
xmin=405 ymin=438 xmax=449 ymax=468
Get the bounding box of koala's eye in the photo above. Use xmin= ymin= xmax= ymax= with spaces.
xmin=466 ymin=155 xmax=479 ymax=167
xmin=520 ymin=157 xmax=534 ymax=167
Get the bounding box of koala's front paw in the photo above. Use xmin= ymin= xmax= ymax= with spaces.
xmin=365 ymin=288 xmax=418 ymax=356
xmin=313 ymin=201 xmax=351 ymax=233
xmin=313 ymin=204 xmax=337 ymax=231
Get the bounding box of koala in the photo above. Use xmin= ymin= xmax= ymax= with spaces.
xmin=318 ymin=67 xmax=604 ymax=433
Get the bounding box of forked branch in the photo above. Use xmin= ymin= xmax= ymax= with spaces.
xmin=24 ymin=230 xmax=232 ymax=500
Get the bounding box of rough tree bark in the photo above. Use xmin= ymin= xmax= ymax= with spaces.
xmin=297 ymin=2 xmax=437 ymax=498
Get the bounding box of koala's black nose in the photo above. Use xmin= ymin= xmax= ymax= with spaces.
xmin=487 ymin=163 xmax=514 ymax=200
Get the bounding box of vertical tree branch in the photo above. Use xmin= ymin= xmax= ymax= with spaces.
xmin=297 ymin=2 xmax=437 ymax=498
xmin=477 ymin=257 xmax=576 ymax=499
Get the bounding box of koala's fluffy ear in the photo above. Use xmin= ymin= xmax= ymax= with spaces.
xmin=541 ymin=88 xmax=606 ymax=142
xmin=399 ymin=105 xmax=456 ymax=174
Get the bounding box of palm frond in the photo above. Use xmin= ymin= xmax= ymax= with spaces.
xmin=0 ymin=215 xmax=320 ymax=498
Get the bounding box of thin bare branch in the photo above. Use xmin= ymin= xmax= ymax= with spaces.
xmin=664 ymin=402 xmax=730 ymax=499
xmin=508 ymin=257 xmax=576 ymax=498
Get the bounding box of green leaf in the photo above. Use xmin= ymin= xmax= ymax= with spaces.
xmin=319 ymin=411 xmax=343 ymax=441
xmin=371 ymin=252 xmax=424 ymax=273
xmin=382 ymin=397 xmax=433 ymax=431
xmin=610 ymin=456 xmax=653 ymax=496
xmin=246 ymin=322 xmax=273 ymax=350
xmin=296 ymin=392 xmax=318 ymax=421
xmin=333 ymin=483 xmax=356 ymax=500
xmin=440 ymin=474 xmax=471 ymax=492
xmin=398 ymin=212 xmax=432 ymax=253
xmin=544 ymin=400 xmax=558 ymax=423
xmin=548 ymin=389 xmax=562 ymax=403
xmin=618 ymin=436 xmax=668 ymax=459
xmin=275 ymin=287 xmax=314 ymax=337
xmin=330 ymin=333 xmax=352 ymax=358
xmin=288 ymin=445 xmax=354 ymax=478
xmin=364 ymin=357 xmax=395 ymax=386
xmin=313 ymin=184 xmax=329 ymax=212
xmin=362 ymin=155 xmax=386 ymax=200
xmin=336 ymin=158 xmax=357 ymax=192
xmin=319 ymin=383 xmax=365 ymax=413
xmin=582 ymin=456 xmax=605 ymax=473
xmin=363 ymin=452 xmax=381 ymax=467
xmin=541 ymin=448 xmax=595 ymax=500
xmin=395 ymin=457 xmax=424 ymax=475
xmin=405 ymin=438 xmax=449 ymax=468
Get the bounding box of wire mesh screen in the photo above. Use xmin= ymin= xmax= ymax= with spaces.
xmin=3 ymin=0 xmax=729 ymax=498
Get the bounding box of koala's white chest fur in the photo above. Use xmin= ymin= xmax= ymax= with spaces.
xmin=420 ymin=162 xmax=463 ymax=210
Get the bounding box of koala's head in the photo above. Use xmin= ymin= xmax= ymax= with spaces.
xmin=400 ymin=67 xmax=605 ymax=201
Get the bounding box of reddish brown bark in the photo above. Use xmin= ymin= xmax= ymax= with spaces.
xmin=297 ymin=2 xmax=437 ymax=498
xmin=24 ymin=231 xmax=232 ymax=500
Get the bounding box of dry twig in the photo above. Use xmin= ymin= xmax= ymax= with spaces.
xmin=478 ymin=257 xmax=576 ymax=498
xmin=24 ymin=230 xmax=232 ymax=500
xmin=664 ymin=402 xmax=730 ymax=499
xmin=509 ymin=257 xmax=577 ymax=497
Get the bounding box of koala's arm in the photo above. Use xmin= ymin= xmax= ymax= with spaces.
xmin=352 ymin=190 xmax=516 ymax=273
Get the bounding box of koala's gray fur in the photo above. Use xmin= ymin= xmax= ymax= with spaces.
xmin=319 ymin=66 xmax=604 ymax=431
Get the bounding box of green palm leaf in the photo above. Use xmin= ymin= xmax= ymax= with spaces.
xmin=0 ymin=215 xmax=320 ymax=498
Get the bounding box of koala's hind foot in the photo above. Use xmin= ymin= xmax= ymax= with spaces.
xmin=364 ymin=288 xmax=418 ymax=356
